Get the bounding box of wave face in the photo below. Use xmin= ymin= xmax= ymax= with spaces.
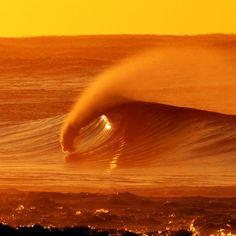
xmin=61 ymin=46 xmax=236 ymax=178
xmin=65 ymin=102 xmax=236 ymax=177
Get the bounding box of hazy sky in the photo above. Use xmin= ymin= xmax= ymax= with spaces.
xmin=1 ymin=0 xmax=236 ymax=37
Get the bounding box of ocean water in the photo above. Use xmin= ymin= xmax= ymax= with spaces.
xmin=1 ymin=36 xmax=236 ymax=196
xmin=1 ymin=36 xmax=236 ymax=234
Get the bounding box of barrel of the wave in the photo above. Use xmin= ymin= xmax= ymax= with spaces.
xmin=63 ymin=114 xmax=114 ymax=163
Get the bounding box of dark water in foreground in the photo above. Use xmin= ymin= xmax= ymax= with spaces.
xmin=0 ymin=224 xmax=192 ymax=236
xmin=0 ymin=190 xmax=235 ymax=235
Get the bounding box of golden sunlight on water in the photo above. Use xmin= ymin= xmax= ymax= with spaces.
xmin=1 ymin=36 xmax=236 ymax=235
xmin=108 ymin=138 xmax=126 ymax=173
xmin=101 ymin=115 xmax=112 ymax=130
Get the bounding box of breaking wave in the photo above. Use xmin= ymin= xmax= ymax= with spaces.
xmin=60 ymin=46 xmax=236 ymax=172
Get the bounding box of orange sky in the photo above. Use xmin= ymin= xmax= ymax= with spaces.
xmin=0 ymin=0 xmax=236 ymax=37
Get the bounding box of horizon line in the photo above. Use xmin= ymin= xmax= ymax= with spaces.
xmin=0 ymin=33 xmax=236 ymax=39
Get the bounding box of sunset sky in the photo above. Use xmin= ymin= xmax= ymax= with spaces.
xmin=0 ymin=0 xmax=236 ymax=37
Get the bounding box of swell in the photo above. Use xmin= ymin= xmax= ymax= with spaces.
xmin=61 ymin=45 xmax=236 ymax=155
xmin=0 ymin=115 xmax=63 ymax=160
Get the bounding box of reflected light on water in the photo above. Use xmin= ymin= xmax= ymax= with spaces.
xmin=105 ymin=122 xmax=112 ymax=130
xmin=108 ymin=138 xmax=125 ymax=173
xmin=101 ymin=115 xmax=112 ymax=130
